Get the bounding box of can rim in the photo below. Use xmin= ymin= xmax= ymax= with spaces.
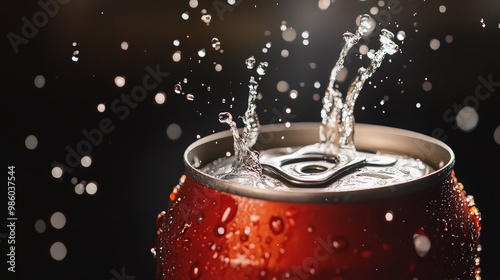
xmin=184 ymin=123 xmax=455 ymax=203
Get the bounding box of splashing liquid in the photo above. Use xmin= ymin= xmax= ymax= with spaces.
xmin=207 ymin=16 xmax=426 ymax=191
xmin=320 ymin=14 xmax=399 ymax=153
xmin=217 ymin=112 xmax=262 ymax=180
xmin=208 ymin=57 xmax=270 ymax=184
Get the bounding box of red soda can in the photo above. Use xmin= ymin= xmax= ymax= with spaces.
xmin=155 ymin=123 xmax=482 ymax=279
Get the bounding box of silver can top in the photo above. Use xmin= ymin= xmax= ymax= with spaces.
xmin=184 ymin=123 xmax=454 ymax=203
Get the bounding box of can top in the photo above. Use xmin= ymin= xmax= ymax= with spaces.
xmin=184 ymin=123 xmax=454 ymax=203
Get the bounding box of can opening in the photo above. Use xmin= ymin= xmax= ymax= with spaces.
xmin=184 ymin=123 xmax=455 ymax=202
xmin=299 ymin=164 xmax=328 ymax=174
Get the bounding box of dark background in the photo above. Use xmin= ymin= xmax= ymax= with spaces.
xmin=1 ymin=0 xmax=499 ymax=279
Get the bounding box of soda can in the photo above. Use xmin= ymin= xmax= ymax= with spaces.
xmin=155 ymin=123 xmax=482 ymax=279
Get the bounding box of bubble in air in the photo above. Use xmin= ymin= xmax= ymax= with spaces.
xmin=181 ymin=12 xmax=189 ymax=20
xmin=439 ymin=5 xmax=446 ymax=13
xmin=85 ymin=182 xmax=98 ymax=195
xmin=281 ymin=49 xmax=289 ymax=58
xmin=155 ymin=92 xmax=166 ymax=104
xmin=50 ymin=242 xmax=67 ymax=261
xmin=167 ymin=123 xmax=182 ymax=140
xmin=34 ymin=75 xmax=46 ymax=88
xmin=114 ymin=76 xmax=126 ymax=87
xmin=282 ymin=27 xmax=297 ymax=42
xmin=318 ymin=0 xmax=331 ymax=10
xmin=186 ymin=93 xmax=194 ymax=101
xmin=198 ymin=48 xmax=206 ymax=58
xmin=25 ymin=135 xmax=38 ymax=150
xmin=51 ymin=166 xmax=63 ymax=179
xmin=35 ymin=219 xmax=46 ymax=233
xmin=359 ymin=44 xmax=369 ymax=55
xmin=416 ymin=102 xmax=422 ymax=108
xmin=81 ymin=155 xmax=92 ymax=167
xmin=289 ymin=89 xmax=298 ymax=99
xmin=456 ymin=106 xmax=479 ymax=132
xmin=422 ymin=81 xmax=432 ymax=91
xmin=189 ymin=0 xmax=198 ymax=8
xmin=445 ymin=35 xmax=453 ymax=43
xmin=214 ymin=64 xmax=223 ymax=72
xmin=50 ymin=212 xmax=66 ymax=229
xmin=413 ymin=233 xmax=431 ymax=257
xmin=494 ymin=126 xmax=500 ymax=145
xmin=277 ymin=81 xmax=289 ymax=92
xmin=385 ymin=211 xmax=394 ymax=222
xmin=97 ymin=103 xmax=106 ymax=113
xmin=430 ymin=39 xmax=441 ymax=50
xmin=75 ymin=183 xmax=85 ymax=195
xmin=370 ymin=6 xmax=379 ymax=15
xmin=120 ymin=41 xmax=129 ymax=50
xmin=228 ymin=0 xmax=236 ymax=5
xmin=173 ymin=39 xmax=180 ymax=46
xmin=172 ymin=51 xmax=182 ymax=62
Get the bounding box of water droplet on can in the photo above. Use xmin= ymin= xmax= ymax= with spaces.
xmin=332 ymin=237 xmax=349 ymax=251
xmin=190 ymin=262 xmax=202 ymax=279
xmin=156 ymin=211 xmax=167 ymax=228
xmin=269 ymin=216 xmax=285 ymax=235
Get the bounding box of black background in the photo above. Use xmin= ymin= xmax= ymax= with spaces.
xmin=1 ymin=0 xmax=499 ymax=279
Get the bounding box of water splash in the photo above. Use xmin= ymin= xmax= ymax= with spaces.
xmin=319 ymin=14 xmax=398 ymax=153
xmin=209 ymin=57 xmax=273 ymax=184
xmin=218 ymin=112 xmax=262 ymax=179
xmin=339 ymin=29 xmax=399 ymax=151
xmin=242 ymin=76 xmax=260 ymax=148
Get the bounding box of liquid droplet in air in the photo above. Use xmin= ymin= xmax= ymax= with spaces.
xmin=218 ymin=112 xmax=232 ymax=124
xmin=174 ymin=83 xmax=182 ymax=94
xmin=246 ymin=56 xmax=256 ymax=69
xmin=201 ymin=14 xmax=211 ymax=25
xmin=256 ymin=62 xmax=269 ymax=75
xmin=211 ymin=37 xmax=221 ymax=51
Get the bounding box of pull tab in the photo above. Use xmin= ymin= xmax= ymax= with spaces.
xmin=259 ymin=145 xmax=397 ymax=187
